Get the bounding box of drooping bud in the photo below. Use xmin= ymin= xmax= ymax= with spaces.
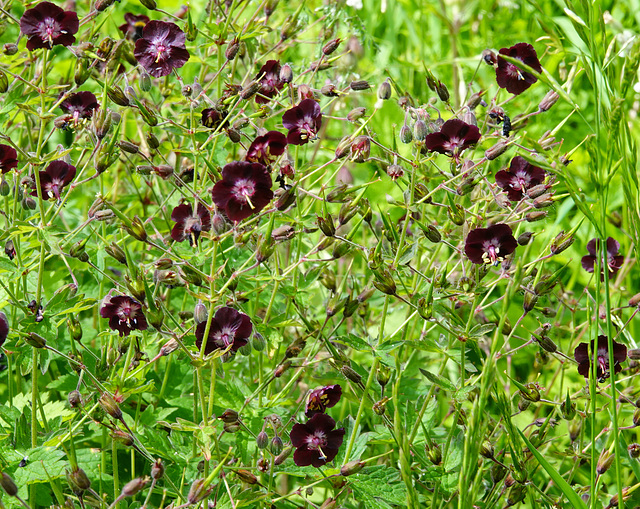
xmin=322 ymin=38 xmax=341 ymax=55
xmin=538 ymin=91 xmax=560 ymax=112
xmin=378 ymin=80 xmax=392 ymax=100
xmin=517 ymin=232 xmax=532 ymax=246
xmin=526 ymin=210 xmax=547 ymax=222
xmin=485 ymin=139 xmax=509 ymax=160
xmin=270 ymin=436 xmax=284 ymax=455
xmin=347 ymin=107 xmax=366 ymax=122
xmin=256 ymin=431 xmax=268 ymax=449
xmin=413 ymin=120 xmax=428 ymax=141
xmin=400 ymin=125 xmax=413 ymax=144
xmin=151 ymin=459 xmax=164 ymax=480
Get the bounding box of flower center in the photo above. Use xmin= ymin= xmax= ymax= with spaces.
xmin=155 ymin=44 xmax=167 ymax=62
xmin=232 ymin=179 xmax=257 ymax=208
xmin=118 ymin=303 xmax=138 ymax=327
xmin=39 ymin=18 xmax=60 ymax=45
xmin=481 ymin=243 xmax=501 ymax=265
xmin=215 ymin=327 xmax=234 ymax=348
xmin=306 ymin=431 xmax=328 ymax=453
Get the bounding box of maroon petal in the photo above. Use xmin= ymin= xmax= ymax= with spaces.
xmin=171 ymin=203 xmax=193 ymax=222
xmin=290 ymin=422 xmax=312 ymax=447
xmin=293 ymin=448 xmax=317 ymax=467
xmin=581 ymin=254 xmax=596 ymax=273
xmin=606 ymin=237 xmax=620 ymax=257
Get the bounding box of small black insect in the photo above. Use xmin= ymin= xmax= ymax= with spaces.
xmin=502 ymin=114 xmax=512 ymax=137
xmin=19 ymin=456 xmax=28 ymax=467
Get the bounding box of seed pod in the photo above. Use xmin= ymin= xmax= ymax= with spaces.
xmin=520 ymin=382 xmax=541 ymax=402
xmin=225 ymin=38 xmax=240 ymax=60
xmin=506 ymin=484 xmax=527 ymax=507
xmin=187 ymin=478 xmax=213 ymax=505
xmin=373 ymin=397 xmax=388 ymax=415
xmin=25 ymin=332 xmax=46 ymax=348
xmin=436 ymin=81 xmax=450 ymax=102
xmin=597 ymin=450 xmax=615 ymax=475
xmin=350 ymin=80 xmax=371 ymax=91
xmin=341 ymin=365 xmax=362 ymax=384
xmin=151 ymin=459 xmax=164 ymax=480
xmin=447 ymin=204 xmax=465 ymax=226
xmin=125 ymin=216 xmax=147 ymax=242
xmin=373 ymin=269 xmax=396 ymax=295
xmin=317 ymin=215 xmax=336 ymax=237
xmin=105 ymin=243 xmax=127 ymax=265
xmin=68 ymin=467 xmax=91 ymax=492
xmin=378 ymin=80 xmax=392 ymax=100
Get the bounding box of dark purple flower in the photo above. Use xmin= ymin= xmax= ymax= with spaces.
xmin=290 ymin=413 xmax=345 ymax=467
xmin=201 ymin=108 xmax=228 ymax=130
xmin=195 ymin=307 xmax=252 ymax=355
xmin=574 ymin=335 xmax=627 ymax=381
xmin=20 ymin=1 xmax=79 ymax=51
xmin=211 ymin=161 xmax=273 ymax=222
xmin=134 ymin=21 xmax=190 ymax=78
xmin=305 ymin=384 xmax=342 ymax=418
xmin=581 ymin=237 xmax=624 ymax=281
xmin=465 ymin=223 xmax=517 ymax=265
xmin=0 ymin=311 xmax=8 ymax=348
xmin=282 ymin=99 xmax=322 ymax=145
xmin=246 ymin=131 xmax=287 ymax=166
xmin=100 ymin=294 xmax=148 ymax=337
xmin=31 ymin=160 xmax=76 ymax=201
xmin=0 ymin=145 xmax=18 ymax=174
xmin=496 ymin=43 xmax=542 ymax=96
xmin=171 ymin=203 xmax=212 ymax=246
xmin=255 ymin=60 xmax=285 ymax=104
xmin=495 ymin=156 xmax=546 ymax=201
xmin=60 ymin=91 xmax=99 ymax=123
xmin=424 ymin=119 xmax=480 ymax=162
xmin=119 ymin=13 xmax=150 ymax=42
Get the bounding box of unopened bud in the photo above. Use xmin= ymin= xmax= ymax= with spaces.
xmin=280 ymin=63 xmax=293 ymax=83
xmin=99 ymin=392 xmax=123 ymax=420
xmin=506 ymin=484 xmax=527 ymax=507
xmin=140 ymin=0 xmax=157 ymax=9
xmin=322 ymin=38 xmax=341 ymax=55
xmin=538 ymin=91 xmax=560 ymax=112
xmin=0 ymin=472 xmax=18 ymax=496
xmin=526 ymin=210 xmax=547 ymax=222
xmin=532 ymin=193 xmax=554 ymax=208
xmin=550 ymin=231 xmax=574 ymax=255
xmin=68 ymin=390 xmax=82 ymax=408
xmin=520 ymin=382 xmax=541 ymax=402
xmin=373 ymin=397 xmax=389 ymax=415
xmin=485 ymin=139 xmax=509 ymax=160
xmin=125 ymin=216 xmax=147 ymax=242
xmin=341 ymin=365 xmax=362 ymax=384
xmin=240 ymin=81 xmax=261 ymax=100
xmin=121 ymin=477 xmax=149 ymax=497
xmin=270 ymin=435 xmax=284 ymax=455
xmin=118 ymin=140 xmax=139 ymax=154
xmin=225 ymin=39 xmax=240 ymax=60
xmin=448 ymin=204 xmax=465 ymax=225
xmin=108 ymin=85 xmax=130 ymax=106
xmin=340 ymin=460 xmax=365 ymax=476
xmin=219 ymin=409 xmax=239 ymax=423
xmin=436 ymin=81 xmax=449 ymax=102
xmin=350 ymin=80 xmax=371 ymax=91
xmin=256 ymin=431 xmax=268 ymax=449
xmin=629 ymin=443 xmax=640 ymax=458
xmin=347 ymin=107 xmax=366 ymax=122
xmin=150 ymin=459 xmax=164 ymax=480
xmin=413 ymin=120 xmax=428 ymax=141
xmin=321 ymin=84 xmax=339 ymax=97
xmin=274 ymin=446 xmax=293 ymax=465
xmin=317 ymin=215 xmax=336 ymax=237
xmin=378 ymin=80 xmax=392 ymax=100
xmin=425 ymin=440 xmax=442 ymax=465
xmin=400 ymin=125 xmax=413 ymax=144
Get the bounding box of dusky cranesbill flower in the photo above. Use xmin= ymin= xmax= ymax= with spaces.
xmin=495 ymin=156 xmax=546 ymax=201
xmin=195 ymin=307 xmax=252 ymax=355
xmin=20 ymin=1 xmax=79 ymax=51
xmin=30 ymin=160 xmax=76 ymax=201
xmin=282 ymin=99 xmax=322 ymax=145
xmin=171 ymin=203 xmax=212 ymax=246
xmin=255 ymin=60 xmax=285 ymax=104
xmin=0 ymin=145 xmax=18 ymax=174
xmin=100 ymin=294 xmax=148 ymax=337
xmin=290 ymin=413 xmax=345 ymax=467
xmin=201 ymin=108 xmax=228 ymax=130
xmin=496 ymin=43 xmax=542 ymax=96
xmin=465 ymin=223 xmax=517 ymax=265
xmin=119 ymin=13 xmax=150 ymax=42
xmin=581 ymin=237 xmax=625 ymax=281
xmin=246 ymin=131 xmax=287 ymax=166
xmin=211 ymin=161 xmax=273 ymax=222
xmin=574 ymin=335 xmax=627 ymax=382
xmin=305 ymin=384 xmax=342 ymax=418
xmin=60 ymin=91 xmax=99 ymax=124
xmin=424 ymin=119 xmax=480 ymax=164
xmin=134 ymin=20 xmax=190 ymax=78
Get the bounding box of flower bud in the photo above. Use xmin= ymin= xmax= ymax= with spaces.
xmin=373 ymin=397 xmax=388 ymax=415
xmin=240 ymin=81 xmax=261 ymax=100
xmin=68 ymin=390 xmax=82 ymax=408
xmin=597 ymin=450 xmax=615 ymax=475
xmin=347 ymin=107 xmax=366 ymax=122
xmin=526 ymin=210 xmax=547 ymax=222
xmin=322 ymin=38 xmax=341 ymax=55
xmin=321 ymin=84 xmax=339 ymax=97
xmin=235 ymin=469 xmax=258 ymax=485
xmin=538 ymin=91 xmax=560 ymax=112
xmin=99 ymin=392 xmax=123 ymax=420
xmin=159 ymin=339 xmax=179 ymax=357
xmin=317 ymin=215 xmax=336 ymax=237
xmin=225 ymin=38 xmax=240 ymax=60
xmin=68 ymin=467 xmax=91 ymax=492
xmin=111 ymin=430 xmax=134 ymax=446
xmin=373 ymin=269 xmax=396 ymax=295
xmin=377 ymin=80 xmax=392 ymax=101
xmin=219 ymin=409 xmax=239 ymax=424
xmin=117 ymin=140 xmax=139 ymax=154
xmin=108 ymin=85 xmax=130 ymax=106
xmin=270 ymin=436 xmax=284 ymax=455
xmin=447 ymin=204 xmax=465 ymax=226
xmin=436 ymin=81 xmax=450 ymax=102
xmin=506 ymin=484 xmax=527 ymax=507
xmin=485 ymin=139 xmax=509 ymax=160
xmin=25 ymin=332 xmax=46 ymax=348
xmin=256 ymin=431 xmax=268 ymax=449
xmin=224 ymin=421 xmax=241 ymax=433
xmin=490 ymin=461 xmax=507 ymax=484
xmin=425 ymin=440 xmax=441 ymax=465
xmin=413 ymin=120 xmax=428 ymax=141
xmin=125 ymin=216 xmax=147 ymax=242
xmin=0 ymin=71 xmax=7 ymax=93
xmin=532 ymin=193 xmax=554 ymax=208
xmin=550 ymin=231 xmax=574 ymax=255
xmin=151 ymin=459 xmax=164 ymax=480
xmin=274 ymin=446 xmax=293 ymax=465
xmin=629 ymin=443 xmax=640 ymax=459
xmin=187 ymin=478 xmax=213 ymax=505
xmin=0 ymin=472 xmax=18 ymax=496
xmin=140 ymin=0 xmax=157 ymax=9
xmin=274 ymin=361 xmax=291 ymax=378
xmin=400 ymin=125 xmax=413 ymax=144
xmin=517 ymin=232 xmax=532 ymax=246
xmin=482 ymin=49 xmax=497 ymax=65
xmin=520 ymin=382 xmax=541 ymax=402
xmin=349 ymin=80 xmax=371 ymax=91
xmin=340 ymin=460 xmax=365 ymax=476
xmin=341 ymin=365 xmax=362 ymax=385
xmin=280 ymin=63 xmax=293 ymax=83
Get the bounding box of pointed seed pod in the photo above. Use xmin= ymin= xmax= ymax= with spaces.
xmin=340 ymin=460 xmax=365 ymax=476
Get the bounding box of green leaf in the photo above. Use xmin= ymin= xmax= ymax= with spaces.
xmin=419 ymin=368 xmax=456 ymax=392
xmin=516 ymin=427 xmax=587 ymax=509
xmin=350 ymin=465 xmax=407 ymax=508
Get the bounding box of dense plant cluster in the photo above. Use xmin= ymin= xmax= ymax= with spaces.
xmin=1 ymin=0 xmax=640 ymax=508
